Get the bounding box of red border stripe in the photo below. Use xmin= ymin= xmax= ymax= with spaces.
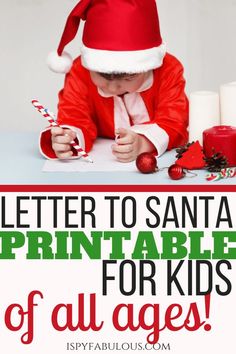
xmin=0 ymin=185 xmax=236 ymax=192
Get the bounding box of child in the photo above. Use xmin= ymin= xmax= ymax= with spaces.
xmin=40 ymin=0 xmax=188 ymax=162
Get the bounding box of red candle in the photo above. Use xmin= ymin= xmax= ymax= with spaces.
xmin=203 ymin=125 xmax=236 ymax=167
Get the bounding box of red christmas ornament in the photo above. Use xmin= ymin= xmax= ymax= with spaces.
xmin=136 ymin=153 xmax=158 ymax=174
xmin=168 ymin=164 xmax=185 ymax=180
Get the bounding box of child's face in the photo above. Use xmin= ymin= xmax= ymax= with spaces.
xmin=90 ymin=71 xmax=150 ymax=96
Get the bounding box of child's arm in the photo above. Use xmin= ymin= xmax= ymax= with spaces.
xmin=112 ymin=128 xmax=155 ymax=162
xmin=130 ymin=55 xmax=189 ymax=157
xmin=39 ymin=58 xmax=97 ymax=159
xmin=112 ymin=57 xmax=188 ymax=162
xmin=153 ymin=56 xmax=189 ymax=149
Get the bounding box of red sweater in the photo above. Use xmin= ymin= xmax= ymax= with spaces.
xmin=40 ymin=53 xmax=188 ymax=159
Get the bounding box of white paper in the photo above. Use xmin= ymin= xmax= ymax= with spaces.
xmin=220 ymin=82 xmax=236 ymax=126
xmin=43 ymin=138 xmax=137 ymax=172
xmin=189 ymin=91 xmax=220 ymax=144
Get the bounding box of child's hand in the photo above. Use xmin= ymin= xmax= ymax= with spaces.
xmin=51 ymin=127 xmax=77 ymax=159
xmin=112 ymin=128 xmax=155 ymax=162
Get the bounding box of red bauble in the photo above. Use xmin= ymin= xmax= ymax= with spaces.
xmin=136 ymin=153 xmax=158 ymax=174
xmin=168 ymin=164 xmax=185 ymax=180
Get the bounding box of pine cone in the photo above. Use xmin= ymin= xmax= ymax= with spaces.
xmin=204 ymin=150 xmax=228 ymax=172
xmin=176 ymin=142 xmax=195 ymax=159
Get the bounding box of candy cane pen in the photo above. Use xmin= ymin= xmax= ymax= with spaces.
xmin=31 ymin=99 xmax=93 ymax=163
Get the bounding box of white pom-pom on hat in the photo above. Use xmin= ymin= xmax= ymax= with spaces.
xmin=47 ymin=51 xmax=73 ymax=74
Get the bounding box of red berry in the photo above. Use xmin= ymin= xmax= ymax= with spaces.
xmin=136 ymin=153 xmax=158 ymax=174
xmin=168 ymin=164 xmax=185 ymax=180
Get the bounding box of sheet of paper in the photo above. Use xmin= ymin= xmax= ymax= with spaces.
xmin=43 ymin=138 xmax=137 ymax=172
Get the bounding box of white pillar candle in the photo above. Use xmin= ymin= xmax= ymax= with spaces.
xmin=189 ymin=91 xmax=220 ymax=144
xmin=220 ymin=82 xmax=236 ymax=126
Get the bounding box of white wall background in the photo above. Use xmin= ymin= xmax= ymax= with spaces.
xmin=0 ymin=0 xmax=235 ymax=132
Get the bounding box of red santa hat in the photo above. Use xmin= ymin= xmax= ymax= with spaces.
xmin=47 ymin=0 xmax=166 ymax=74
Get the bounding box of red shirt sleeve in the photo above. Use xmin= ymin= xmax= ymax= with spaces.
xmin=153 ymin=54 xmax=189 ymax=149
xmin=57 ymin=57 xmax=98 ymax=152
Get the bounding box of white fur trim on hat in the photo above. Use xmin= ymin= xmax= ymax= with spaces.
xmin=80 ymin=43 xmax=166 ymax=73
xmin=47 ymin=51 xmax=73 ymax=74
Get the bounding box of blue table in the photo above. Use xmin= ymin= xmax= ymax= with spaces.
xmin=1 ymin=132 xmax=235 ymax=185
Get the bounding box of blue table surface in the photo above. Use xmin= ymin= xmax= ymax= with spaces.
xmin=1 ymin=132 xmax=235 ymax=185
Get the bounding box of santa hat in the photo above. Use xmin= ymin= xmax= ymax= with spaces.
xmin=47 ymin=0 xmax=166 ymax=74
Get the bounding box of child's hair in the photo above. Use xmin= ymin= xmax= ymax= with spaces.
xmin=98 ymin=72 xmax=138 ymax=81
